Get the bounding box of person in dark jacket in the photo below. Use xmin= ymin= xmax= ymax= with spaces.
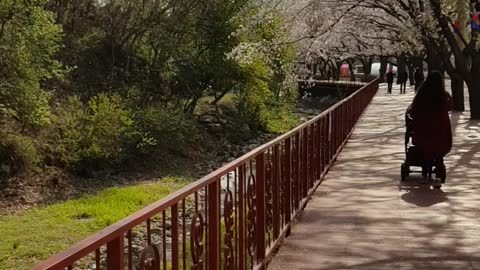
xmin=399 ymin=70 xmax=408 ymax=94
xmin=386 ymin=68 xmax=394 ymax=94
xmin=409 ymin=71 xmax=453 ymax=184
xmin=414 ymin=67 xmax=424 ymax=92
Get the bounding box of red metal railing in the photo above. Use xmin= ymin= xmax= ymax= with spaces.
xmin=34 ymin=78 xmax=379 ymax=270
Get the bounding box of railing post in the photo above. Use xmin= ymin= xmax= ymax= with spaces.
xmin=337 ymin=106 xmax=341 ymax=148
xmin=316 ymin=121 xmax=322 ymax=180
xmin=302 ymin=128 xmax=308 ymax=198
xmin=285 ymin=138 xmax=292 ymax=237
xmin=255 ymin=153 xmax=266 ymax=267
xmin=273 ymin=145 xmax=280 ymax=239
xmin=294 ymin=133 xmax=300 ymax=209
xmin=350 ymin=98 xmax=354 ymax=130
xmin=328 ymin=112 xmax=332 ymax=161
xmin=334 ymin=110 xmax=337 ymax=153
xmin=107 ymin=236 xmax=124 ymax=270
xmin=339 ymin=105 xmax=342 ymax=144
xmin=340 ymin=104 xmax=344 ymax=142
xmin=208 ymin=181 xmax=221 ymax=270
xmin=322 ymin=117 xmax=327 ymax=172
xmin=333 ymin=111 xmax=337 ymax=158
xmin=238 ymin=165 xmax=246 ymax=270
xmin=319 ymin=119 xmax=324 ymax=174
xmin=312 ymin=123 xmax=317 ymax=181
xmin=311 ymin=124 xmax=316 ymax=187
xmin=171 ymin=204 xmax=179 ymax=270
xmin=344 ymin=103 xmax=347 ymax=137
xmin=343 ymin=104 xmax=347 ymax=140
xmin=348 ymin=100 xmax=352 ymax=132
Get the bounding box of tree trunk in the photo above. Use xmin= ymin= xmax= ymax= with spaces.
xmin=362 ymin=57 xmax=373 ymax=75
xmin=184 ymin=94 xmax=200 ymax=114
xmin=451 ymin=77 xmax=465 ymax=111
xmin=468 ymin=77 xmax=480 ymax=119
xmin=465 ymin=55 xmax=480 ymax=119
xmin=407 ymin=63 xmax=415 ymax=85
xmin=318 ymin=60 xmax=326 ymax=78
xmin=397 ymin=58 xmax=406 ymax=84
xmin=335 ymin=62 xmax=341 ymax=81
xmin=349 ymin=66 xmax=356 ymax=81
xmin=380 ymin=57 xmax=388 ymax=82
xmin=449 ymin=0 xmax=467 ymax=112
xmin=467 ymin=56 xmax=480 ymax=118
xmin=449 ymin=51 xmax=466 ymax=111
xmin=347 ymin=59 xmax=356 ymax=81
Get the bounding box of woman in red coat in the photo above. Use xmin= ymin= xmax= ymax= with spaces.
xmin=410 ymin=71 xmax=452 ymax=164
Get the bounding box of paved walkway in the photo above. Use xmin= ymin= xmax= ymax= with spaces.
xmin=270 ymin=83 xmax=480 ymax=270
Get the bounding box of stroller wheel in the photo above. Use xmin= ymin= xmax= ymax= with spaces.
xmin=401 ymin=163 xmax=408 ymax=181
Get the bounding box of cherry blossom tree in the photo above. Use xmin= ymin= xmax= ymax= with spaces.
xmin=282 ymin=0 xmax=432 ymax=80
xmin=278 ymin=0 xmax=479 ymax=116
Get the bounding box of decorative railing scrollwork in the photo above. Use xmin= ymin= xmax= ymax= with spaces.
xmin=139 ymin=244 xmax=161 ymax=270
xmin=247 ymin=174 xmax=256 ymax=258
xmin=190 ymin=213 xmax=205 ymax=270
xmin=291 ymin=144 xmax=298 ymax=209
xmin=223 ymin=189 xmax=234 ymax=269
xmin=265 ymin=161 xmax=273 ymax=242
xmin=281 ymin=146 xmax=288 ymax=222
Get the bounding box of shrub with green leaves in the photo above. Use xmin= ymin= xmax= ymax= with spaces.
xmin=235 ymin=59 xmax=274 ymax=131
xmin=235 ymin=58 xmax=299 ymax=134
xmin=230 ymin=9 xmax=298 ymax=134
xmin=0 ymin=0 xmax=302 ymax=178
xmin=0 ymin=133 xmax=40 ymax=177
xmin=48 ymin=94 xmax=134 ymax=171
xmin=132 ymin=104 xmax=201 ymax=155
xmin=0 ymin=1 xmax=62 ymax=131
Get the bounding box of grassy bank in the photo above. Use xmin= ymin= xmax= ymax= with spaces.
xmin=0 ymin=177 xmax=188 ymax=270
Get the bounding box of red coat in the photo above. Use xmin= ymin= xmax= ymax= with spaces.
xmin=411 ymin=92 xmax=453 ymax=160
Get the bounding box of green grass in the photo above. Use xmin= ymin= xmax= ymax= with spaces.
xmin=0 ymin=177 xmax=189 ymax=270
xmin=195 ymin=93 xmax=236 ymax=114
xmin=217 ymin=93 xmax=235 ymax=107
xmin=266 ymin=110 xmax=300 ymax=134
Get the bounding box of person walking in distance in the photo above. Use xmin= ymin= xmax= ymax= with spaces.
xmin=400 ymin=70 xmax=408 ymax=94
xmin=414 ymin=67 xmax=425 ymax=92
xmin=386 ymin=68 xmax=394 ymax=94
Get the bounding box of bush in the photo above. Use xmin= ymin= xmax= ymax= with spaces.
xmin=263 ymin=106 xmax=299 ymax=134
xmin=47 ymin=94 xmax=134 ymax=172
xmin=0 ymin=3 xmax=61 ymax=131
xmin=45 ymin=92 xmax=201 ymax=174
xmin=0 ymin=133 xmax=41 ymax=177
xmin=132 ymin=105 xmax=201 ymax=155
xmin=229 ymin=9 xmax=299 ymax=134
xmin=235 ymin=68 xmax=272 ymax=132
xmin=235 ymin=57 xmax=298 ymax=134
xmin=236 ymin=87 xmax=298 ymax=134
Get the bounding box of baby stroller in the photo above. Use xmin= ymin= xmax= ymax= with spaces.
xmin=401 ymin=107 xmax=447 ymax=187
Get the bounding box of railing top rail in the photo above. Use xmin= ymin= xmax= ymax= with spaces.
xmin=33 ymin=77 xmax=379 ymax=270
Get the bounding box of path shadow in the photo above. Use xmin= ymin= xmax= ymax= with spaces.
xmin=317 ymin=255 xmax=480 ymax=270
xmin=399 ymin=178 xmax=449 ymax=207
